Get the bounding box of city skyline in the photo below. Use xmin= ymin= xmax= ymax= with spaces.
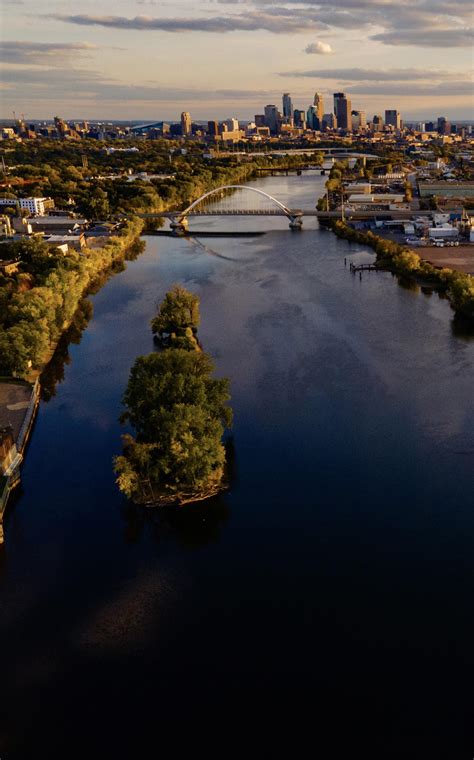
xmin=1 ymin=0 xmax=473 ymax=120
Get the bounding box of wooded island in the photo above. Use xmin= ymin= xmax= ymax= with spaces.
xmin=114 ymin=286 xmax=233 ymax=506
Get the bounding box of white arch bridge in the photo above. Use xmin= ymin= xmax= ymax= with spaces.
xmin=141 ymin=185 xmax=307 ymax=232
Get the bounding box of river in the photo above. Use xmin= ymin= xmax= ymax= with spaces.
xmin=1 ymin=172 xmax=473 ymax=756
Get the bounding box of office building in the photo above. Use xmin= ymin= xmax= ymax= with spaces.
xmin=207 ymin=121 xmax=219 ymax=138
xmin=351 ymin=110 xmax=366 ymax=130
xmin=385 ymin=110 xmax=401 ymax=129
xmin=224 ymin=118 xmax=239 ymax=132
xmin=322 ymin=113 xmax=337 ymax=131
xmin=333 ymin=93 xmax=351 ymax=130
xmin=372 ymin=114 xmax=384 ymax=131
xmin=264 ymin=105 xmax=280 ymax=135
xmin=293 ymin=110 xmax=306 ymax=129
xmin=255 ymin=115 xmax=266 ymax=127
xmin=180 ymin=111 xmax=192 ymax=136
xmin=306 ymin=106 xmax=320 ymax=131
xmin=0 ymin=197 xmax=54 ymax=215
xmin=313 ymin=93 xmax=324 ymax=122
xmin=437 ymin=117 xmax=451 ymax=135
xmin=282 ymin=93 xmax=293 ymax=121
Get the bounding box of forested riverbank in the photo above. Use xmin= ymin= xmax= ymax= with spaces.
xmin=0 ymin=143 xmax=323 ymax=379
xmin=0 ymin=218 xmax=145 ymax=377
xmin=327 ymin=219 xmax=474 ymax=322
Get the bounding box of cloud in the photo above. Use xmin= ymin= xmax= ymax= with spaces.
xmin=278 ymin=67 xmax=469 ymax=82
xmin=0 ymin=66 xmax=283 ymax=102
xmin=371 ymin=28 xmax=473 ymax=47
xmin=305 ymin=41 xmax=333 ymax=54
xmin=214 ymin=0 xmax=473 ymax=46
xmin=345 ymin=81 xmax=473 ymax=96
xmin=0 ymin=40 xmax=97 ymax=66
xmin=48 ymin=12 xmax=323 ymax=34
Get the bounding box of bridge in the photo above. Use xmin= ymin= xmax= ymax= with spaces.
xmin=153 ymin=185 xmax=306 ymax=232
xmin=138 ymin=183 xmax=426 ymax=233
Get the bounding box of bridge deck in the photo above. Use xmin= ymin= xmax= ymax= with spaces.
xmin=139 ymin=209 xmax=430 ymax=220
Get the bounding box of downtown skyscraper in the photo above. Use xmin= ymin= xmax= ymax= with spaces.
xmin=333 ymin=93 xmax=351 ymax=131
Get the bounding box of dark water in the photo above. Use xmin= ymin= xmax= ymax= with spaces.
xmin=1 ymin=174 xmax=473 ymax=757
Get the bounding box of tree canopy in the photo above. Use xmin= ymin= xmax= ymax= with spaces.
xmin=151 ymin=284 xmax=200 ymax=335
xmin=115 ymin=288 xmax=232 ymax=505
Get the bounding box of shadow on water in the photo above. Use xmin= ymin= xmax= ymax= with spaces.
xmin=40 ymin=300 xmax=94 ymax=401
xmin=40 ymin=240 xmax=146 ymax=402
xmin=451 ymin=312 xmax=474 ymax=340
xmin=121 ymin=439 xmax=236 ymax=550
xmin=122 ymin=496 xmax=231 ymax=550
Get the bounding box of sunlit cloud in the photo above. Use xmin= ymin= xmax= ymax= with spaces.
xmin=305 ymin=41 xmax=333 ymax=55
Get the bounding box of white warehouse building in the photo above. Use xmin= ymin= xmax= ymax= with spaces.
xmin=0 ymin=197 xmax=54 ymax=215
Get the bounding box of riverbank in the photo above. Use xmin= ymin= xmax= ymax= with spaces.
xmin=0 ymin=220 xmax=145 ymax=532
xmin=326 ymin=219 xmax=474 ymax=322
xmin=0 ymin=378 xmax=39 ymax=543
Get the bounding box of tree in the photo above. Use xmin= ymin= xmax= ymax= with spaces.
xmin=83 ymin=187 xmax=110 ymax=220
xmin=115 ymin=347 xmax=232 ymax=505
xmin=151 ymin=285 xmax=200 ymax=338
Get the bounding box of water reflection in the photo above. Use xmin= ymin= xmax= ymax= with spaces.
xmin=451 ymin=312 xmax=474 ymax=340
xmin=121 ymin=440 xmax=236 ymax=549
xmin=122 ymin=497 xmax=231 ymax=550
xmin=40 ymin=300 xmax=93 ymax=401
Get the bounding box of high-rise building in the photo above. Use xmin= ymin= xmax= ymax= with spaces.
xmin=437 ymin=116 xmax=451 ymax=135
xmin=313 ymin=92 xmax=324 ymax=122
xmin=207 ymin=120 xmax=219 ymax=138
xmin=351 ymin=110 xmax=366 ymax=130
xmin=322 ymin=113 xmax=337 ymax=131
xmin=333 ymin=93 xmax=351 ymax=130
xmin=255 ymin=114 xmax=266 ymax=127
xmin=293 ymin=109 xmax=306 ymax=129
xmin=181 ymin=111 xmax=192 ymax=136
xmin=306 ymin=106 xmax=321 ymax=130
xmin=385 ymin=110 xmax=401 ymax=129
xmin=372 ymin=114 xmax=384 ymax=131
xmin=282 ymin=93 xmax=293 ymax=121
xmin=54 ymin=115 xmax=68 ymax=137
xmin=224 ymin=118 xmax=239 ymax=132
xmin=264 ymin=104 xmax=280 ymax=135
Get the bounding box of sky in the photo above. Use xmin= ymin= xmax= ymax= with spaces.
xmin=1 ymin=0 xmax=473 ymax=121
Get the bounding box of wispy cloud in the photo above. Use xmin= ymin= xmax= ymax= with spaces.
xmin=47 ymin=12 xmax=323 ymax=34
xmin=278 ymin=67 xmax=469 ymax=82
xmin=215 ymin=0 xmax=473 ymax=46
xmin=1 ymin=40 xmax=97 ymax=66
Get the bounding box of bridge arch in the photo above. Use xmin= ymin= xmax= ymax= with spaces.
xmin=177 ymin=185 xmax=293 ymax=220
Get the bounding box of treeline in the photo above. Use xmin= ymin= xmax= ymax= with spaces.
xmin=114 ymin=286 xmax=233 ymax=506
xmin=0 ymin=218 xmax=144 ymax=376
xmin=2 ymin=139 xmax=321 ymax=220
xmin=331 ymin=220 xmax=474 ymax=321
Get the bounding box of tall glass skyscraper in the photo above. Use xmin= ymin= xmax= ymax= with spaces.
xmin=282 ymin=93 xmax=293 ymax=121
xmin=333 ymin=93 xmax=351 ymax=130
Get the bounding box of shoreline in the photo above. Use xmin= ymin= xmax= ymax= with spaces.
xmin=0 ymin=221 xmax=144 ymax=534
xmin=322 ymin=218 xmax=474 ymax=323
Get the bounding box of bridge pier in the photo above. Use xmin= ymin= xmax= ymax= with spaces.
xmin=169 ymin=217 xmax=188 ymax=235
xmin=289 ymin=216 xmax=303 ymax=230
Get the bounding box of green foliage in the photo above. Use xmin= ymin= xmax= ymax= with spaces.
xmin=0 ymin=218 xmax=144 ymax=377
xmin=330 ymin=220 xmax=474 ymax=321
xmin=442 ymin=270 xmax=474 ymax=320
xmin=115 ymin=348 xmax=232 ymax=505
xmin=116 ymin=288 xmax=232 ymax=506
xmin=151 ymin=284 xmax=200 ymax=339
